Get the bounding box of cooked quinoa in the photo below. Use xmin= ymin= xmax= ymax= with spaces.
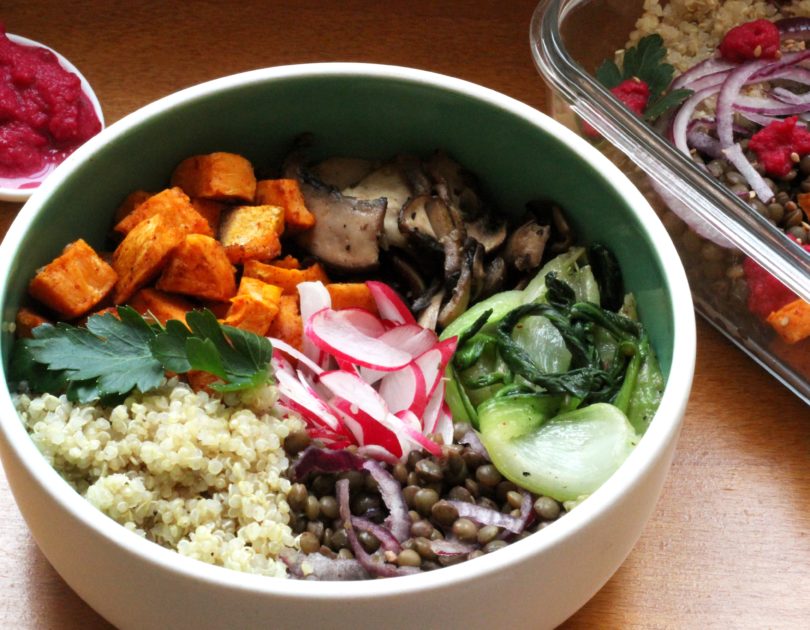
xmin=14 ymin=380 xmax=305 ymax=577
xmin=628 ymin=0 xmax=810 ymax=72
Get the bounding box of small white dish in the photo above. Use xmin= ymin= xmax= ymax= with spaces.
xmin=0 ymin=34 xmax=104 ymax=203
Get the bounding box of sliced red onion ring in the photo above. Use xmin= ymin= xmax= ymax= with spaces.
xmin=351 ymin=516 xmax=402 ymax=553
xmin=670 ymin=55 xmax=735 ymax=90
xmin=458 ymin=429 xmax=491 ymax=460
xmin=291 ymin=446 xmax=365 ymax=481
xmin=771 ymin=87 xmax=810 ymax=106
xmin=717 ymin=59 xmax=774 ymax=148
xmin=776 ymin=17 xmax=810 ymax=41
xmin=447 ymin=500 xmax=526 ymax=533
xmin=722 ymin=142 xmax=774 ymax=203
xmin=429 ymin=539 xmax=477 ymax=556
xmin=362 ymin=459 xmax=411 ymax=542
xmin=733 ymin=94 xmax=810 ymax=116
xmin=337 ymin=478 xmax=419 ymax=577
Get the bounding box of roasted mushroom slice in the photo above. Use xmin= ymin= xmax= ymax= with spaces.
xmin=426 ymin=150 xmax=484 ymax=220
xmin=389 ymin=254 xmax=428 ymax=301
xmin=343 ymin=162 xmax=413 ymax=250
xmin=416 ymin=287 xmax=445 ymax=331
xmin=503 ymin=220 xmax=551 ymax=272
xmin=426 ymin=197 xmax=465 ymax=242
xmin=469 ymin=241 xmax=486 ymax=302
xmin=466 ymin=214 xmax=507 ymax=254
xmin=442 ymin=228 xmax=467 ymax=283
xmin=311 ymin=157 xmax=375 ymax=190
xmin=398 ymin=195 xmax=440 ymax=251
xmin=295 ymin=175 xmax=386 ymax=272
xmin=438 ymin=242 xmax=474 ymax=329
xmin=480 ymin=255 xmax=507 ymax=299
xmin=550 ymin=205 xmax=574 ymax=255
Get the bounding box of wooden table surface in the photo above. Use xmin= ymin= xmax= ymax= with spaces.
xmin=1 ymin=2 xmax=808 ymax=628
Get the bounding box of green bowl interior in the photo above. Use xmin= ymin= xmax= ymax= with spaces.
xmin=0 ymin=71 xmax=675 ymax=376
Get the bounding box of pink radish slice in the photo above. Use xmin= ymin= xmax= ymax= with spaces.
xmin=307 ymin=308 xmax=412 ymax=371
xmin=298 ymin=281 xmax=332 ymax=365
xmin=360 ymin=325 xmax=439 ymax=383
xmin=433 ymin=402 xmax=454 ymax=447
xmin=333 ymin=398 xmax=404 ymax=459
xmin=275 ymin=368 xmax=341 ymax=431
xmin=366 ymin=280 xmax=416 ymax=325
xmin=414 ymin=337 xmax=457 ymax=398
xmin=268 ymin=338 xmax=323 ymax=375
xmin=356 ymin=444 xmax=401 ymax=465
xmin=378 ymin=363 xmax=427 ymax=415
xmin=394 ymin=410 xmax=442 ymax=456
xmin=319 ymin=370 xmax=390 ymax=420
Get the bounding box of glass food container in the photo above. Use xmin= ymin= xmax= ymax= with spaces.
xmin=532 ymin=0 xmax=810 ymax=404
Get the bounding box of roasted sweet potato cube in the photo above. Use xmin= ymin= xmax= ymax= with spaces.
xmin=326 ymin=283 xmax=378 ymax=314
xmin=114 ymin=187 xmax=212 ymax=237
xmin=766 ymin=298 xmax=810 ymax=344
xmin=29 ymin=239 xmax=118 ymax=318
xmin=186 ymin=369 xmax=222 ymax=394
xmin=128 ymin=288 xmax=194 ymax=325
xmin=243 ymin=260 xmax=329 ymax=294
xmin=223 ymin=277 xmax=283 ymax=336
xmin=112 ymin=213 xmax=189 ymax=304
xmin=191 ymin=198 xmax=226 ymax=234
xmin=270 ymin=255 xmax=301 ymax=270
xmin=219 ymin=204 xmax=284 ymax=264
xmin=15 ymin=307 xmax=51 ymax=338
xmin=156 ymin=234 xmax=236 ymax=301
xmin=113 ymin=190 xmax=152 ymax=224
xmin=266 ymin=294 xmax=303 ymax=350
xmin=170 ymin=152 xmax=256 ymax=202
xmin=255 ymin=179 xmax=316 ymax=233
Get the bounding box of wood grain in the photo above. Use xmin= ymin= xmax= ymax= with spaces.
xmin=1 ymin=2 xmax=808 ymax=628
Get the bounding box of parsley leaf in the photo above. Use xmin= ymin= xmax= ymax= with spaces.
xmin=596 ymin=34 xmax=692 ymax=121
xmin=13 ymin=307 xmax=274 ymax=402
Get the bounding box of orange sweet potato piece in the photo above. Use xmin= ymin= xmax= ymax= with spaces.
xmin=326 ymin=283 xmax=378 ymax=314
xmin=266 ymin=294 xmax=303 ymax=350
xmin=15 ymin=307 xmax=50 ymax=338
xmin=766 ymin=298 xmax=810 ymax=344
xmin=112 ymin=213 xmax=189 ymax=304
xmin=191 ymin=198 xmax=226 ymax=234
xmin=255 ymin=179 xmax=316 ymax=234
xmin=114 ymin=190 xmax=152 ymax=224
xmin=219 ymin=204 xmax=285 ymax=264
xmin=243 ymin=260 xmax=329 ymax=294
xmin=128 ymin=288 xmax=194 ymax=325
xmin=29 ymin=239 xmax=118 ymax=318
xmin=222 ymin=277 xmax=283 ymax=336
xmin=186 ymin=370 xmax=222 ymax=394
xmin=156 ymin=234 xmax=236 ymax=301
xmin=171 ymin=152 xmax=256 ymax=202
xmin=114 ymin=187 xmax=212 ymax=237
xmin=270 ymin=254 xmax=301 ymax=270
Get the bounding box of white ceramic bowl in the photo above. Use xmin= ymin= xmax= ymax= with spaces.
xmin=0 ymin=34 xmax=104 ymax=202
xmin=0 ymin=63 xmax=695 ymax=630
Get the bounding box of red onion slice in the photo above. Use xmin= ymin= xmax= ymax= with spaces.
xmin=717 ymin=59 xmax=774 ymax=148
xmin=722 ymin=142 xmax=774 ymax=203
xmin=282 ymin=551 xmax=369 ymax=580
xmin=362 ymin=459 xmax=412 ymax=543
xmin=670 ymin=55 xmax=735 ymax=90
xmin=447 ymin=500 xmax=525 ymax=533
xmin=350 ymin=516 xmax=402 ymax=553
xmin=291 ymin=446 xmax=365 ymax=481
xmin=429 ymin=539 xmax=477 ymax=556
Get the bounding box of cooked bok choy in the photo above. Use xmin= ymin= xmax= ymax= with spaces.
xmin=441 ymin=246 xmax=664 ymax=502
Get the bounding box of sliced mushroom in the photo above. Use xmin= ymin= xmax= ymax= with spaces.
xmin=295 ymin=173 xmax=386 ymax=272
xmin=442 ymin=228 xmax=467 ymax=283
xmin=426 ymin=197 xmax=464 ymax=242
xmin=466 ymin=214 xmax=507 ymax=254
xmin=416 ymin=287 xmax=445 ymax=331
xmin=343 ymin=162 xmax=413 ymax=250
xmin=469 ymin=241 xmax=486 ymax=302
xmin=311 ymin=157 xmax=375 ymax=190
xmin=398 ymin=195 xmax=440 ymax=251
xmin=503 ymin=220 xmax=551 ymax=272
xmin=389 ymin=254 xmax=427 ymax=300
xmin=438 ymin=243 xmax=474 ymax=329
xmin=397 ymin=154 xmax=432 ymax=197
xmin=550 ymin=205 xmax=574 ymax=255
xmin=480 ymin=255 xmax=507 ymax=299
xmin=426 ymin=150 xmax=484 ymax=220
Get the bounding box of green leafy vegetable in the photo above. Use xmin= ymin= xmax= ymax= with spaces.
xmin=595 ymin=34 xmax=691 ymax=121
xmin=12 ymin=307 xmax=273 ymax=403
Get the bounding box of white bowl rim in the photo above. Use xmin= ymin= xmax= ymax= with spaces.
xmin=0 ymin=33 xmax=105 ymax=203
xmin=0 ymin=62 xmax=696 ymax=600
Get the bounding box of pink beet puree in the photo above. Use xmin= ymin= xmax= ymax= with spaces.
xmin=0 ymin=24 xmax=100 ymax=183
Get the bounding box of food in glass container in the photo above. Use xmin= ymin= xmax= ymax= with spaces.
xmin=557 ymin=0 xmax=810 ymax=395
xmin=10 ymin=144 xmax=663 ymax=580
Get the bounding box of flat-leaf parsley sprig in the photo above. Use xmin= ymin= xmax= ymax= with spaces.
xmin=11 ymin=307 xmax=274 ymax=403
